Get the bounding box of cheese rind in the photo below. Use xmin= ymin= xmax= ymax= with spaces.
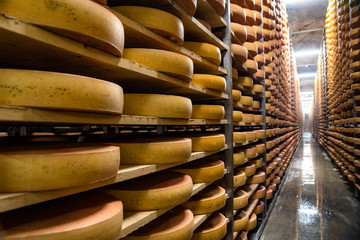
xmin=190 ymin=134 xmax=226 ymax=151
xmin=233 ymin=111 xmax=243 ymax=122
xmin=0 ymin=144 xmax=120 ymax=192
xmin=234 ymin=169 xmax=247 ymax=188
xmin=233 ymin=210 xmax=249 ymax=232
xmin=0 ymin=0 xmax=125 ymax=56
xmin=123 ymin=94 xmax=192 ymax=119
xmin=0 ymin=69 xmax=124 ymax=114
xmin=192 ymin=105 xmax=225 ymax=120
xmin=192 ymin=213 xmax=227 ymax=240
xmin=233 ymin=189 xmax=249 ymax=209
xmin=192 ymin=74 xmax=226 ymax=92
xmin=184 ymin=42 xmax=222 ymax=66
xmin=123 ymin=49 xmax=193 ymax=81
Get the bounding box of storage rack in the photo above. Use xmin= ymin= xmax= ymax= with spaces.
xmin=0 ymin=0 xmax=302 ymax=239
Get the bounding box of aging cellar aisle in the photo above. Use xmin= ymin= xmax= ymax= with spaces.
xmin=260 ymin=132 xmax=360 ymax=240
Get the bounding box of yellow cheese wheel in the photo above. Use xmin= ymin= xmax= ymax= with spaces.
xmin=239 ymin=163 xmax=256 ymax=176
xmin=208 ymin=0 xmax=226 ymax=16
xmin=196 ymin=18 xmax=212 ymax=31
xmin=103 ymin=171 xmax=193 ymax=210
xmin=108 ymin=137 xmax=191 ymax=164
xmin=0 ymin=0 xmax=125 ymax=56
xmin=233 ymin=68 xmax=239 ymax=81
xmin=192 ymin=74 xmax=226 ymax=92
xmin=245 ymin=131 xmax=258 ymax=142
xmin=123 ymin=94 xmax=192 ymax=119
xmin=245 ymin=213 xmax=257 ymax=231
xmin=250 ymin=185 xmax=266 ymax=199
xmin=192 ymin=105 xmax=225 ymax=120
xmin=244 ymin=8 xmax=256 ymax=25
xmin=234 ymin=189 xmax=249 ymax=209
xmin=233 ymin=90 xmax=242 ymax=102
xmin=265 ymin=103 xmax=271 ymax=111
xmin=172 ymin=159 xmax=225 ymax=183
xmin=246 ymin=171 xmax=266 ymax=184
xmin=233 ymin=210 xmax=249 ymax=232
xmin=244 ymin=26 xmax=257 ymax=42
xmin=243 ymin=42 xmax=258 ymax=56
xmin=254 ymin=54 xmax=265 ymax=67
xmin=255 ymin=144 xmax=265 ymax=154
xmin=0 ymin=69 xmax=124 ymax=114
xmin=251 ymin=158 xmax=263 ymax=168
xmin=127 ymin=206 xmax=194 ymax=240
xmin=0 ymin=144 xmax=119 ymax=192
xmin=193 ymin=213 xmax=227 ymax=240
xmin=232 ymin=44 xmax=249 ymax=64
xmin=254 ymin=115 xmax=263 ymax=123
xmin=112 ymin=6 xmax=184 ymax=46
xmin=190 ymin=134 xmax=226 ymax=151
xmin=239 ymin=96 xmax=254 ymax=106
xmin=253 ymin=201 xmax=264 ymax=215
xmin=252 ymin=84 xmax=263 ymax=93
xmin=234 ymin=132 xmax=247 ymax=144
xmin=242 ymin=114 xmax=255 ymax=123
xmin=184 ymin=42 xmax=221 ymax=65
xmin=234 ymin=151 xmax=246 ymax=165
xmin=266 ymin=189 xmax=273 ymax=200
xmin=231 ymin=22 xmax=247 ymax=43
xmin=237 ymin=76 xmax=254 ymax=88
xmin=231 ymin=4 xmax=246 ymax=24
xmin=1 ymin=192 xmax=123 ymax=239
xmin=123 ymin=49 xmax=193 ymax=81
xmin=234 ymin=169 xmax=247 ymax=188
xmin=243 ymin=59 xmax=258 ymax=74
xmin=182 ymin=185 xmax=226 ymax=214
xmin=233 ymin=111 xmax=244 ymax=122
xmin=252 ymin=101 xmax=261 ymax=109
xmin=174 ymin=0 xmax=197 ymax=16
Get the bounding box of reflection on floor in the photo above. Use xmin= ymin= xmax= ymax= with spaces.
xmin=260 ymin=132 xmax=360 ymax=240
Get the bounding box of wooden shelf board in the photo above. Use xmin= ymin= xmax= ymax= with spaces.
xmin=193 ymin=213 xmax=212 ymax=230
xmin=246 ymin=184 xmax=260 ymax=199
xmin=0 ymin=106 xmax=228 ymax=126
xmin=107 ymin=0 xmax=227 ymax=50
xmin=245 ymin=199 xmax=259 ymax=216
xmin=233 ymin=122 xmax=260 ymax=126
xmin=195 ymin=0 xmax=227 ymax=28
xmin=0 ymin=15 xmax=227 ymax=100
xmin=111 ymin=11 xmax=226 ymax=75
xmin=0 ymin=147 xmax=227 ymax=213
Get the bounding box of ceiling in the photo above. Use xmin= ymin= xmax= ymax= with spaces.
xmin=285 ymin=0 xmax=328 ymax=93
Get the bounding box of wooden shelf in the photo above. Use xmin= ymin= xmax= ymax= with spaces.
xmin=0 ymin=15 xmax=227 ymax=100
xmin=106 ymin=0 xmax=227 ymax=50
xmin=233 ymin=103 xmax=262 ymax=112
xmin=195 ymin=0 xmax=227 ymax=29
xmin=245 ymin=184 xmax=260 ymax=199
xmin=193 ymin=213 xmax=212 ymax=230
xmin=244 ymin=199 xmax=260 ymax=216
xmin=111 ymin=11 xmax=227 ymax=75
xmin=0 ymin=147 xmax=227 ymax=213
xmin=233 ymin=122 xmax=261 ymax=127
xmin=0 ymin=105 xmax=228 ymax=126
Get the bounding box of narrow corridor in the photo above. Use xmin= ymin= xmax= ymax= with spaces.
xmin=260 ymin=133 xmax=360 ymax=240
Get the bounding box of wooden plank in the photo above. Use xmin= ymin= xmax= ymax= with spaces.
xmin=0 ymin=106 xmax=228 ymax=126
xmin=195 ymin=0 xmax=227 ymax=28
xmin=244 ymin=184 xmax=260 ymax=199
xmin=111 ymin=11 xmax=226 ymax=75
xmin=244 ymin=199 xmax=259 ymax=216
xmin=193 ymin=213 xmax=211 ymax=230
xmin=0 ymin=15 xmax=227 ymax=100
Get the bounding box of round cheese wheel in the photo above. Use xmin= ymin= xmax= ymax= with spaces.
xmin=232 ymin=44 xmax=249 ymax=64
xmin=231 ymin=22 xmax=247 ymax=43
xmin=233 ymin=90 xmax=242 ymax=102
xmin=245 ymin=131 xmax=258 ymax=142
xmin=192 ymin=74 xmax=226 ymax=92
xmin=254 ymin=55 xmax=265 ymax=67
xmin=251 ymin=158 xmax=263 ymax=168
xmin=244 ymin=26 xmax=257 ymax=42
xmin=231 ymin=4 xmax=246 ymax=24
xmin=190 ymin=134 xmax=226 ymax=151
xmin=268 ymin=183 xmax=276 ymax=192
xmin=234 ymin=189 xmax=249 ymax=209
xmin=0 ymin=69 xmax=124 ymax=114
xmin=252 ymin=101 xmax=261 ymax=109
xmin=234 ymin=151 xmax=246 ymax=165
xmin=233 ymin=68 xmax=239 ymax=81
xmin=108 ymin=137 xmax=191 ymax=165
xmin=182 ymin=185 xmax=226 ymax=214
xmin=243 ymin=60 xmax=258 ymax=74
xmin=103 ymin=171 xmax=193 ymax=210
xmin=253 ymin=201 xmax=264 ymax=215
xmin=273 ymin=176 xmax=281 ymax=184
xmin=234 ymin=132 xmax=247 ymax=144
xmin=239 ymin=163 xmax=256 ymax=177
xmin=237 ymin=76 xmax=254 ymax=88
xmin=234 ymin=169 xmax=247 ymax=188
xmin=254 ymin=115 xmax=263 ymax=124
xmin=244 ymin=8 xmax=256 ymax=25
xmin=172 ymin=159 xmax=225 ymax=183
xmin=246 ymin=171 xmax=265 ymax=184
xmin=193 ymin=212 xmax=227 ymax=240
xmin=197 ymin=18 xmax=212 ymax=31
xmin=0 ymin=192 xmax=123 ymax=239
xmin=175 ymin=0 xmax=197 ymax=16
xmin=233 ymin=110 xmax=243 ymax=122
xmin=245 ymin=147 xmax=256 ymax=159
xmin=257 ymin=130 xmax=265 ymax=139
xmin=208 ymin=0 xmax=226 ymax=16
xmin=250 ymin=185 xmax=266 ymax=199
xmin=266 ymin=189 xmax=273 ymax=199
xmin=245 ymin=213 xmax=257 ymax=231
xmin=184 ymin=42 xmax=221 ymax=65
xmin=252 ymin=84 xmax=263 ymax=93
xmin=242 ymin=114 xmax=255 ymax=123
xmin=239 ymin=96 xmax=253 ymax=106
xmin=192 ymin=105 xmax=225 ymax=120
xmin=243 ymin=42 xmax=258 ymax=56
xmin=123 ymin=49 xmax=193 ymax=81
xmin=0 ymin=0 xmax=125 ymax=56
xmin=127 ymin=206 xmax=194 ymax=240
xmin=113 ymin=6 xmax=184 ymax=46
xmin=0 ymin=144 xmax=120 ymax=192
xmin=233 ymin=210 xmax=249 ymax=232
xmin=123 ymin=94 xmax=192 ymax=119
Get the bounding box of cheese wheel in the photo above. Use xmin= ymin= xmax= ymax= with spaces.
xmin=197 ymin=18 xmax=212 ymax=31
xmin=244 ymin=26 xmax=257 ymax=42
xmin=0 ymin=144 xmax=119 ymax=192
xmin=172 ymin=159 xmax=225 ymax=183
xmin=107 ymin=137 xmax=191 ymax=164
xmin=243 ymin=42 xmax=258 ymax=56
xmin=233 ymin=90 xmax=242 ymax=102
xmin=250 ymin=185 xmax=266 ymax=199
xmin=233 ymin=210 xmax=249 ymax=232
xmin=103 ymin=171 xmax=193 ymax=210
xmin=208 ymin=0 xmax=226 ymax=16
xmin=244 ymin=8 xmax=256 ymax=25
xmin=252 ymin=101 xmax=261 ymax=109
xmin=254 ymin=115 xmax=263 ymax=124
xmin=239 ymin=163 xmax=256 ymax=176
xmin=0 ymin=0 xmax=124 ymax=56
xmin=0 ymin=192 xmax=123 ymax=239
xmin=245 ymin=213 xmax=257 ymax=231
xmin=190 ymin=134 xmax=226 ymax=151
xmin=246 ymin=171 xmax=265 ymax=184
xmin=233 ymin=110 xmax=243 ymax=122
xmin=255 ymin=143 xmax=265 ymax=154
xmin=127 ymin=206 xmax=194 ymax=240
xmin=268 ymin=183 xmax=277 ymax=192
xmin=266 ymin=189 xmax=273 ymax=199
xmin=234 ymin=189 xmax=249 ymax=209
xmin=192 ymin=105 xmax=225 ymax=120
xmin=0 ymin=69 xmax=124 ymax=114
xmin=124 ymin=94 xmax=192 ymax=119
xmin=254 ymin=54 xmax=265 ymax=67
xmin=242 ymin=114 xmax=255 ymax=123
xmin=193 ymin=213 xmax=227 ymax=240
xmin=192 ymin=74 xmax=226 ymax=92
xmin=234 ymin=132 xmax=247 ymax=144
xmin=112 ymin=6 xmax=184 ymax=46
xmin=232 ymin=44 xmax=249 ymax=64
xmin=123 ymin=49 xmax=193 ymax=81
xmin=245 ymin=131 xmax=258 ymax=142
xmin=184 ymin=42 xmax=221 ymax=65
xmin=252 ymin=84 xmax=263 ymax=93
xmin=234 ymin=169 xmax=247 ymax=188
xmin=231 ymin=22 xmax=247 ymax=43
xmin=237 ymin=76 xmax=254 ymax=88
xmin=182 ymin=185 xmax=226 ymax=214
xmin=239 ymin=96 xmax=253 ymax=106
xmin=243 ymin=59 xmax=258 ymax=74
xmin=234 ymin=151 xmax=246 ymax=165
xmin=231 ymin=4 xmax=246 ymax=24
xmin=251 ymin=158 xmax=263 ymax=168
xmin=233 ymin=68 xmax=239 ymax=81
xmin=253 ymin=201 xmax=264 ymax=215
xmin=175 ymin=0 xmax=197 ymax=16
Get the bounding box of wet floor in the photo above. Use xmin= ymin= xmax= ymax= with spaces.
xmin=260 ymin=132 xmax=360 ymax=240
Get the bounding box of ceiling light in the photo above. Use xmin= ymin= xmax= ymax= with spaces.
xmin=294 ymin=49 xmax=320 ymax=57
xmin=298 ymin=73 xmax=316 ymax=78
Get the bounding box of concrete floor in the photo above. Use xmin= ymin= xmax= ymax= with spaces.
xmin=260 ymin=132 xmax=360 ymax=240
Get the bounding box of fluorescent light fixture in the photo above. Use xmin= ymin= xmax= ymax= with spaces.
xmin=294 ymin=49 xmax=320 ymax=57
xmin=298 ymin=73 xmax=316 ymax=78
